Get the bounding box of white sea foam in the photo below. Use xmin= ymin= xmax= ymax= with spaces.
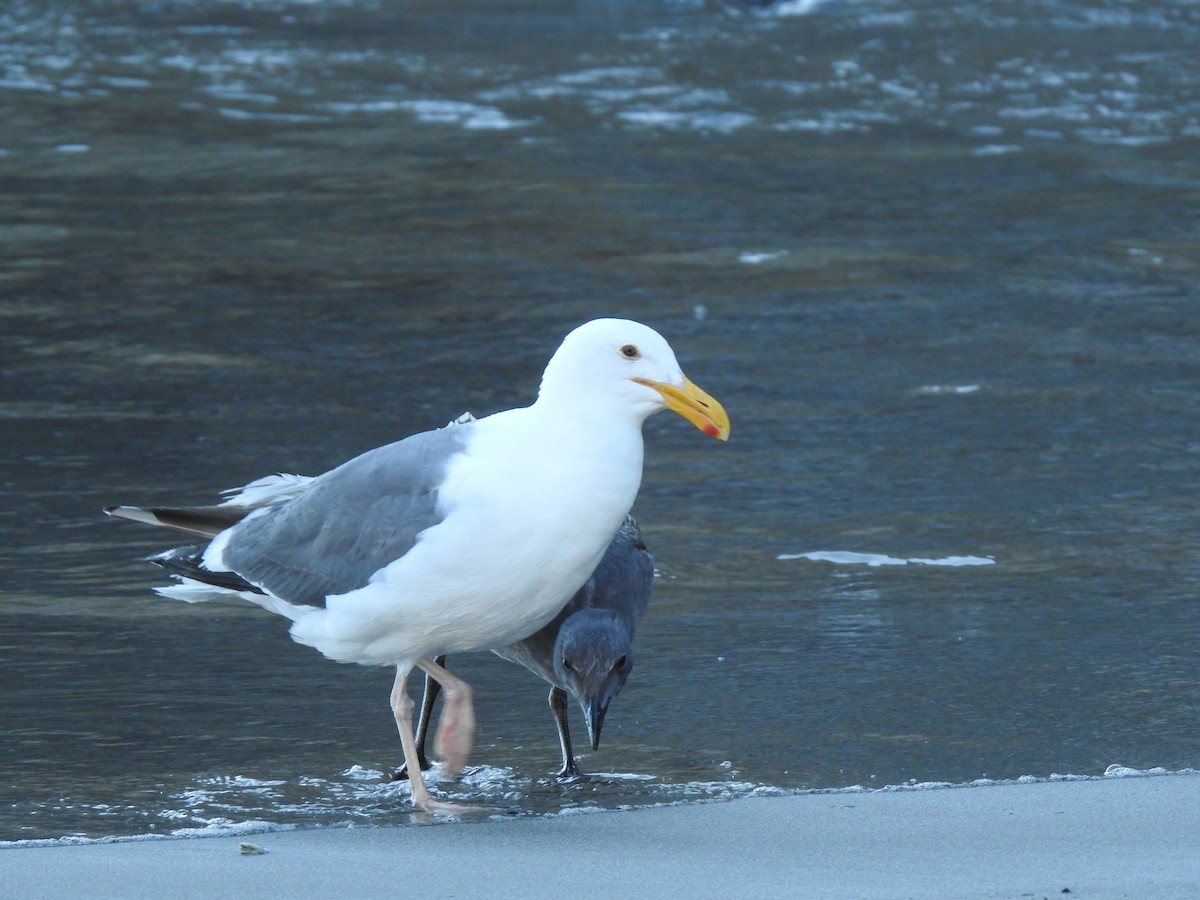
xmin=481 ymin=66 xmax=674 ymax=113
xmin=1103 ymin=763 xmax=1172 ymax=778
xmin=779 ymin=550 xmax=996 ymax=567
xmin=0 ymin=818 xmax=298 ymax=849
xmin=913 ymin=383 xmax=982 ymax=395
xmin=169 ymin=818 xmax=295 ymax=839
xmin=972 ymin=144 xmax=1023 ymax=156
xmin=738 ymin=250 xmax=790 ymax=264
xmin=216 ymin=107 xmax=328 ymax=123
xmin=557 ymin=66 xmax=661 ymax=87
xmin=617 ymin=108 xmax=755 ymax=133
xmin=327 ymin=100 xmax=405 ymax=114
xmin=774 ymin=116 xmax=870 ymax=134
xmin=98 ymin=76 xmax=151 ymax=89
xmin=399 ymin=99 xmax=531 ymax=130
xmin=763 ymin=0 xmax=846 ymax=18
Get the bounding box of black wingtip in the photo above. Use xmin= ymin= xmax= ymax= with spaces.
xmin=150 ymin=546 xmax=266 ymax=595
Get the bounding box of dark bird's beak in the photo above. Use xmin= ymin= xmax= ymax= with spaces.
xmin=584 ymin=696 xmax=610 ymax=751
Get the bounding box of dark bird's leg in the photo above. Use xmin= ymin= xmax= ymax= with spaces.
xmin=549 ymin=686 xmax=582 ymax=779
xmin=390 ymin=655 xmax=445 ymax=781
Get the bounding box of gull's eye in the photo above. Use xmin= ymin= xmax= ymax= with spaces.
xmin=562 ymin=658 xmax=575 ymax=673
xmin=613 ymin=655 xmax=628 ymax=672
xmin=619 ymin=344 xmax=640 ymax=360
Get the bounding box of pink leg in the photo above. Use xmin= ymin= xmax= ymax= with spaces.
xmin=416 ymin=656 xmax=476 ymax=777
xmin=386 ymin=662 xmax=475 ymax=816
xmin=390 ymin=665 xmax=474 ymax=812
xmin=390 ymin=666 xmax=434 ymax=807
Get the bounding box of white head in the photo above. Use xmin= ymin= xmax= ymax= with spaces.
xmin=538 ymin=318 xmax=730 ymax=440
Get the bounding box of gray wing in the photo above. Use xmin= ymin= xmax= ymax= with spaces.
xmin=575 ymin=515 xmax=653 ymax=635
xmin=220 ymin=424 xmax=470 ymax=607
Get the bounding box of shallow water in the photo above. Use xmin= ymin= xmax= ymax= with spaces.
xmin=3 ymin=0 xmax=1200 ymax=842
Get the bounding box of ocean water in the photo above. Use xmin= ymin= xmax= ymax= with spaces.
xmin=3 ymin=0 xmax=1199 ymax=843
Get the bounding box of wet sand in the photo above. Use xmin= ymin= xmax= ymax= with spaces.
xmin=5 ymin=773 xmax=1197 ymax=899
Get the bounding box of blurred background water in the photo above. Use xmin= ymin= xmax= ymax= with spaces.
xmin=2 ymin=0 xmax=1199 ymax=842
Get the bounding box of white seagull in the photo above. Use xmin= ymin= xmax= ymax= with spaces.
xmin=106 ymin=317 xmax=730 ymax=811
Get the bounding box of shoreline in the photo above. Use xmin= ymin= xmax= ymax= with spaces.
xmin=4 ymin=772 xmax=1198 ymax=899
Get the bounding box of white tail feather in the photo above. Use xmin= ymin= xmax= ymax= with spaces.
xmin=106 ymin=505 xmax=165 ymax=528
xmin=219 ymin=473 xmax=313 ymax=508
xmin=155 ymin=578 xmax=312 ymax=621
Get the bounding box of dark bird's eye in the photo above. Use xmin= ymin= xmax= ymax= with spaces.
xmin=619 ymin=344 xmax=640 ymax=360
xmin=562 ymin=658 xmax=574 ymax=673
xmin=614 ymin=655 xmax=628 ymax=671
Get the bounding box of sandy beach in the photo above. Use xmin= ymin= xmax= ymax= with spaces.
xmin=4 ymin=773 xmax=1197 ymax=899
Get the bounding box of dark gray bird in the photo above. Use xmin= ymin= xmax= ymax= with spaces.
xmin=398 ymin=515 xmax=653 ymax=780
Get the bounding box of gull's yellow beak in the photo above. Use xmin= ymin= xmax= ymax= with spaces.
xmin=634 ymin=376 xmax=730 ymax=441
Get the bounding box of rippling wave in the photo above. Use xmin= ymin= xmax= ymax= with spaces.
xmin=2 ymin=1 xmax=1197 ymax=148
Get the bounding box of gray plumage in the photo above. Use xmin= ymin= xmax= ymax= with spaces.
xmin=219 ymin=427 xmax=469 ymax=607
xmin=402 ymin=515 xmax=653 ymax=779
xmin=107 ymin=425 xmax=470 ymax=608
